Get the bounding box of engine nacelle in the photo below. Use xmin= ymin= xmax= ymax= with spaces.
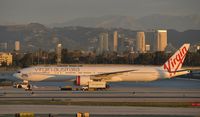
xmin=76 ymin=75 xmax=92 ymax=86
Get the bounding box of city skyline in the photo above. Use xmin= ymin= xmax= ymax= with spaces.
xmin=0 ymin=27 xmax=199 ymax=53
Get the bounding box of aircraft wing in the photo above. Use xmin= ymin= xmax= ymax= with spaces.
xmin=91 ymin=69 xmax=137 ymax=80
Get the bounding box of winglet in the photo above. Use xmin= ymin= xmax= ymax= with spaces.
xmin=162 ymin=43 xmax=190 ymax=76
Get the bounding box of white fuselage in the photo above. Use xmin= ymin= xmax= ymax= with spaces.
xmin=14 ymin=65 xmax=175 ymax=82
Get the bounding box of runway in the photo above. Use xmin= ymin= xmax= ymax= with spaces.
xmin=1 ymin=78 xmax=200 ymax=101
xmin=1 ymin=89 xmax=200 ymax=101
xmin=0 ymin=105 xmax=200 ymax=116
xmin=0 ymin=77 xmax=200 ymax=116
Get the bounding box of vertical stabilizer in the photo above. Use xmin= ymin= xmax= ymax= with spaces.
xmin=162 ymin=43 xmax=190 ymax=76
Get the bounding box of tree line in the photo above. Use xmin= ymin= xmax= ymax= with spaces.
xmin=10 ymin=49 xmax=200 ymax=68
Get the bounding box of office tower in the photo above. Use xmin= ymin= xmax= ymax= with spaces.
xmin=56 ymin=43 xmax=62 ymax=64
xmin=15 ymin=41 xmax=20 ymax=51
xmin=145 ymin=45 xmax=150 ymax=52
xmin=113 ymin=31 xmax=118 ymax=52
xmin=156 ymin=30 xmax=167 ymax=51
xmin=136 ymin=32 xmax=145 ymax=53
xmin=99 ymin=33 xmax=109 ymax=54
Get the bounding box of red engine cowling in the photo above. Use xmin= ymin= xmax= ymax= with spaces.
xmin=76 ymin=75 xmax=92 ymax=86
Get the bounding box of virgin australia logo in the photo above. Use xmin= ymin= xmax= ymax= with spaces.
xmin=163 ymin=46 xmax=187 ymax=76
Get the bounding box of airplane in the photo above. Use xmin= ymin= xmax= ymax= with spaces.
xmin=13 ymin=43 xmax=190 ymax=86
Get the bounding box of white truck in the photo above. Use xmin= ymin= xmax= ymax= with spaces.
xmin=81 ymin=81 xmax=107 ymax=91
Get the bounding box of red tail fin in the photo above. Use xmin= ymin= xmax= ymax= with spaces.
xmin=162 ymin=43 xmax=190 ymax=76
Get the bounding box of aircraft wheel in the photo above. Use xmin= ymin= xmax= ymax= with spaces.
xmin=17 ymin=85 xmax=22 ymax=88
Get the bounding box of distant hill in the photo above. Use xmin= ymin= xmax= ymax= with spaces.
xmin=51 ymin=15 xmax=138 ymax=30
xmin=0 ymin=23 xmax=199 ymax=52
xmin=50 ymin=14 xmax=200 ymax=31
xmin=168 ymin=30 xmax=200 ymax=47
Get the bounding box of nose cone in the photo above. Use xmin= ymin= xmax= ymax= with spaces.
xmin=13 ymin=73 xmax=22 ymax=79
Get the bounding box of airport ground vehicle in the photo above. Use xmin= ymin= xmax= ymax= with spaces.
xmin=81 ymin=81 xmax=107 ymax=91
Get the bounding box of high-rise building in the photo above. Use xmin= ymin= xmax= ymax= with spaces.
xmin=15 ymin=41 xmax=20 ymax=51
xmin=136 ymin=32 xmax=145 ymax=53
xmin=113 ymin=31 xmax=118 ymax=52
xmin=156 ymin=30 xmax=167 ymax=51
xmin=56 ymin=43 xmax=62 ymax=64
xmin=99 ymin=33 xmax=109 ymax=54
xmin=145 ymin=45 xmax=150 ymax=52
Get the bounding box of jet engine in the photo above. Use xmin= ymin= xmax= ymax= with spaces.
xmin=75 ymin=75 xmax=93 ymax=86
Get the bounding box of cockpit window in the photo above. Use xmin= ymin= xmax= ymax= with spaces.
xmin=17 ymin=71 xmax=21 ymax=73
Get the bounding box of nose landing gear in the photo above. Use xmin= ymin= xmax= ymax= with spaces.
xmin=13 ymin=80 xmax=32 ymax=91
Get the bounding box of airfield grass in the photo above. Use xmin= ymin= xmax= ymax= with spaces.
xmin=0 ymin=99 xmax=199 ymax=108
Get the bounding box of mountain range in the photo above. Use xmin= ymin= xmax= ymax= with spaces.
xmin=0 ymin=23 xmax=199 ymax=52
xmin=50 ymin=14 xmax=200 ymax=31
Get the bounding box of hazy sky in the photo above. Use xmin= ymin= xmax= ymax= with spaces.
xmin=0 ymin=0 xmax=199 ymax=25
